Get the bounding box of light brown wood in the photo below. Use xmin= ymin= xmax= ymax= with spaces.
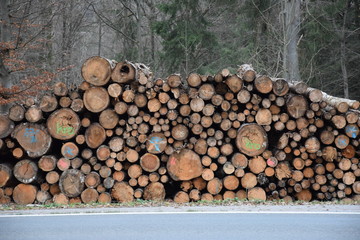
xmin=13 ymin=184 xmax=37 ymax=204
xmin=81 ymin=56 xmax=114 ymax=86
xmin=167 ymin=149 xmax=203 ymax=181
xmin=47 ymin=108 xmax=80 ymax=140
xmin=111 ymin=61 xmax=136 ymax=84
xmin=236 ymin=124 xmax=268 ymax=157
xmin=12 ymin=123 xmax=52 ymax=158
xmin=111 ymin=182 xmax=134 ymax=202
xmin=83 ymin=87 xmax=110 ymax=113
xmin=143 ymin=182 xmax=165 ymax=201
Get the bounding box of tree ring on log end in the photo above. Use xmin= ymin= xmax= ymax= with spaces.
xmin=59 ymin=169 xmax=85 ymax=198
xmin=236 ymin=124 xmax=268 ymax=157
xmin=12 ymin=123 xmax=52 ymax=158
xmin=47 ymin=108 xmax=80 ymax=140
xmin=146 ymin=133 xmax=167 ymax=154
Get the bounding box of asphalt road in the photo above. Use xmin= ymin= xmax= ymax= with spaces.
xmin=1 ymin=211 xmax=360 ymax=240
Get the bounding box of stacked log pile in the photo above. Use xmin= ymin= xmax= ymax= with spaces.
xmin=1 ymin=56 xmax=360 ymax=205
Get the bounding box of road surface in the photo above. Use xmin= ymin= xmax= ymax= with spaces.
xmin=1 ymin=205 xmax=360 ymax=240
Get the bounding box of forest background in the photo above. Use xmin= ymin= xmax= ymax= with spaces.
xmin=0 ymin=0 xmax=359 ymax=112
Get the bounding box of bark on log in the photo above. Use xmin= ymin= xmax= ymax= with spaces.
xmin=0 ymin=115 xmax=14 ymax=138
xmin=237 ymin=64 xmax=256 ymax=82
xmin=0 ymin=164 xmax=12 ymax=187
xmin=9 ymin=104 xmax=26 ymax=121
xmin=13 ymin=160 xmax=38 ymax=184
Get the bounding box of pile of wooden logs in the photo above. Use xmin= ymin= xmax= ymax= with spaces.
xmin=1 ymin=56 xmax=360 ymax=205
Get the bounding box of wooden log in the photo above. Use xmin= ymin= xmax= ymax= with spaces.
xmin=143 ymin=182 xmax=166 ymax=201
xmin=147 ymin=98 xmax=161 ymax=112
xmin=146 ymin=133 xmax=167 ymax=154
xmin=286 ymin=95 xmax=308 ymax=119
xmin=167 ymin=149 xmax=203 ymax=181
xmin=98 ymin=192 xmax=112 ymax=203
xmin=254 ymin=75 xmax=273 ymax=94
xmin=38 ymin=155 xmax=57 ymax=172
xmin=97 ymin=145 xmax=111 ymax=161
xmin=9 ymin=104 xmax=26 ymax=121
xmin=255 ymin=108 xmax=272 ymax=125
xmin=46 ymin=108 xmax=80 ymax=140
xmin=11 ymin=123 xmax=51 ymax=158
xmin=45 ymin=171 xmax=59 ymax=185
xmin=108 ymin=83 xmax=122 ymax=98
xmin=99 ymin=109 xmax=119 ymax=129
xmin=109 ymin=137 xmax=124 ymax=152
xmin=187 ymin=73 xmax=202 ymax=87
xmin=111 ymin=181 xmax=134 ymax=202
xmin=85 ymin=172 xmax=101 ymax=188
xmin=320 ymin=130 xmax=335 ymax=145
xmin=81 ymin=188 xmax=99 ymax=203
xmin=167 ymin=74 xmax=182 ymax=88
xmin=198 ymin=84 xmax=215 ymax=100
xmin=81 ymin=56 xmax=114 ymax=86
xmin=304 ymin=137 xmax=320 ymax=153
xmin=237 ymin=64 xmax=256 ymax=82
xmin=59 ymin=169 xmax=85 ymax=198
xmin=140 ymin=153 xmax=160 ymax=172
xmin=236 ymin=124 xmax=268 ymax=157
xmin=241 ymin=173 xmax=257 ymax=189
xmin=13 ymin=184 xmax=37 ymax=204
xmin=296 ymin=189 xmax=312 ymax=201
xmin=272 ymin=78 xmax=289 ymax=96
xmin=61 ymin=142 xmax=79 ymax=159
xmin=225 ymin=75 xmax=243 ymax=93
xmin=322 ymin=146 xmax=337 ymax=162
xmin=223 ymin=175 xmax=239 ymax=190
xmin=111 ymin=61 xmax=136 ymax=84
xmin=0 ymin=115 xmax=14 ymax=138
xmin=83 ymin=87 xmax=110 ymax=113
xmin=321 ymin=92 xmax=360 ymax=111
xmin=248 ymin=156 xmax=266 ymax=174
xmin=171 ymin=124 xmax=189 ymax=141
xmin=0 ymin=164 xmax=12 ymax=187
xmin=207 ymin=178 xmax=223 ymax=195
xmin=275 ymin=162 xmax=292 ymax=180
xmin=334 ymin=134 xmax=349 ymax=149
xmin=53 ymin=82 xmax=68 ymax=97
xmin=53 ymin=193 xmax=69 ymax=205
xmin=13 ymin=159 xmax=38 ymax=184
xmin=247 ymin=187 xmax=266 ymax=201
xmin=85 ymin=123 xmax=106 ymax=149
xmin=174 ymin=191 xmax=190 ymax=203
xmin=36 ymin=190 xmax=51 ymax=204
xmin=345 ymin=124 xmax=359 ymax=139
xmin=343 ymin=172 xmax=356 ymax=185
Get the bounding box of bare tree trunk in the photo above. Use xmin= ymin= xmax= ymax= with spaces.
xmin=282 ymin=0 xmax=301 ymax=82
xmin=98 ymin=16 xmax=102 ymax=56
xmin=0 ymin=0 xmax=11 ymax=114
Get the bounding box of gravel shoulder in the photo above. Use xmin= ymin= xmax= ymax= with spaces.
xmin=1 ymin=202 xmax=360 ymax=216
